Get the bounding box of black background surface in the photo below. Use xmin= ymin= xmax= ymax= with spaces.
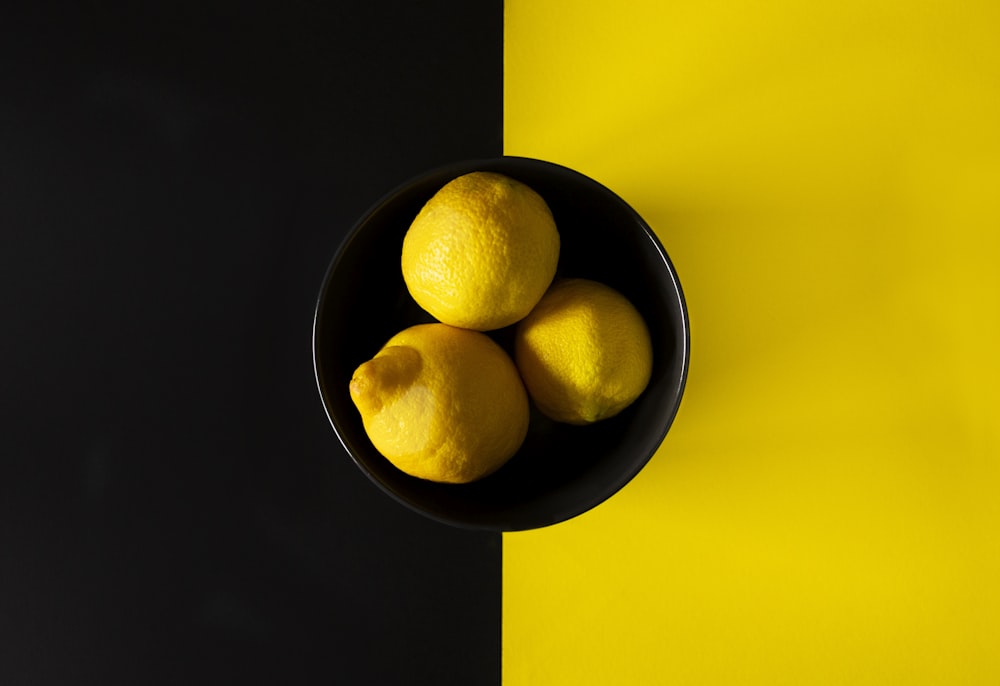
xmin=1 ymin=2 xmax=502 ymax=684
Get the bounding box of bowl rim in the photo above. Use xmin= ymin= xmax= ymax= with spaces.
xmin=312 ymin=155 xmax=690 ymax=531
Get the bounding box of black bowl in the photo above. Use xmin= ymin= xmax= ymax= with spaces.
xmin=313 ymin=156 xmax=689 ymax=531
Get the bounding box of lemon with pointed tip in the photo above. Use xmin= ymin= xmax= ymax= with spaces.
xmin=514 ymin=278 xmax=653 ymax=425
xmin=349 ymin=323 xmax=529 ymax=484
xmin=401 ymin=171 xmax=560 ymax=331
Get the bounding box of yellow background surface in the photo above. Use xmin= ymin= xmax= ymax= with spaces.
xmin=503 ymin=1 xmax=1000 ymax=683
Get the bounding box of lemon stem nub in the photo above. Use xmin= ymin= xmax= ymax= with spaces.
xmin=349 ymin=345 xmax=422 ymax=415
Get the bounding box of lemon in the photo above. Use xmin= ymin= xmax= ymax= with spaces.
xmin=514 ymin=278 xmax=653 ymax=425
xmin=349 ymin=323 xmax=529 ymax=483
xmin=401 ymin=171 xmax=560 ymax=331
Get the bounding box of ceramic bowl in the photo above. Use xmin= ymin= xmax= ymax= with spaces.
xmin=313 ymin=156 xmax=689 ymax=531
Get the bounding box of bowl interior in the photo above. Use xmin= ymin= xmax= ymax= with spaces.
xmin=313 ymin=157 xmax=689 ymax=531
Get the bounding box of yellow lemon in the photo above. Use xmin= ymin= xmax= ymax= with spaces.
xmin=349 ymin=323 xmax=529 ymax=483
xmin=401 ymin=171 xmax=560 ymax=331
xmin=514 ymin=278 xmax=653 ymax=425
